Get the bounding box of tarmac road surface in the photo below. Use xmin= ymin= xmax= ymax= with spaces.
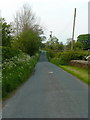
xmin=2 ymin=51 xmax=88 ymax=118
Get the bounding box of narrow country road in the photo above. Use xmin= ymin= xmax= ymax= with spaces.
xmin=2 ymin=51 xmax=88 ymax=118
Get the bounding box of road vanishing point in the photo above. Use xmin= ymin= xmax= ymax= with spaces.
xmin=2 ymin=51 xmax=88 ymax=118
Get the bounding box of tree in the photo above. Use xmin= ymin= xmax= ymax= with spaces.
xmin=0 ymin=18 xmax=12 ymax=46
xmin=58 ymin=42 xmax=64 ymax=50
xmin=40 ymin=35 xmax=46 ymax=42
xmin=73 ymin=41 xmax=83 ymax=50
xmin=46 ymin=36 xmax=59 ymax=50
xmin=12 ymin=4 xmax=43 ymax=55
xmin=66 ymin=38 xmax=72 ymax=45
xmin=66 ymin=39 xmax=75 ymax=50
xmin=12 ymin=29 xmax=41 ymax=56
xmin=77 ymin=34 xmax=90 ymax=50
xmin=13 ymin=4 xmax=42 ymax=36
xmin=45 ymin=35 xmax=64 ymax=51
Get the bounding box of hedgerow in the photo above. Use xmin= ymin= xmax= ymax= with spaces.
xmin=2 ymin=52 xmax=39 ymax=98
xmin=2 ymin=47 xmax=21 ymax=63
xmin=47 ymin=50 xmax=90 ymax=65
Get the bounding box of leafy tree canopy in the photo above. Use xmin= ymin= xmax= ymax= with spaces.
xmin=12 ymin=29 xmax=41 ymax=56
xmin=77 ymin=34 xmax=90 ymax=50
xmin=0 ymin=18 xmax=12 ymax=47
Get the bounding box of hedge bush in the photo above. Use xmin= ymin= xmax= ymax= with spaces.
xmin=2 ymin=52 xmax=39 ymax=98
xmin=48 ymin=50 xmax=90 ymax=65
xmin=50 ymin=58 xmax=61 ymax=65
xmin=2 ymin=47 xmax=21 ymax=63
xmin=47 ymin=50 xmax=58 ymax=61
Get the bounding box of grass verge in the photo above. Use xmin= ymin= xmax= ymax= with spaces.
xmin=59 ymin=65 xmax=89 ymax=84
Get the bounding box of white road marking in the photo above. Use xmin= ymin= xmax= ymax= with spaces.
xmin=48 ymin=71 xmax=53 ymax=74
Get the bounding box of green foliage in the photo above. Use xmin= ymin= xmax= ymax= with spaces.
xmin=66 ymin=34 xmax=90 ymax=50
xmin=2 ymin=52 xmax=39 ymax=98
xmin=73 ymin=41 xmax=83 ymax=50
xmin=60 ymin=65 xmax=89 ymax=84
xmin=58 ymin=51 xmax=84 ymax=65
xmin=50 ymin=58 xmax=61 ymax=65
xmin=48 ymin=50 xmax=90 ymax=65
xmin=56 ymin=52 xmax=62 ymax=58
xmin=47 ymin=50 xmax=57 ymax=60
xmin=12 ymin=29 xmax=41 ymax=56
xmin=58 ymin=42 xmax=64 ymax=50
xmin=45 ymin=36 xmax=64 ymax=51
xmin=1 ymin=8 xmax=42 ymax=98
xmin=66 ymin=40 xmax=75 ymax=50
xmin=2 ymin=47 xmax=21 ymax=63
xmin=0 ymin=18 xmax=12 ymax=47
xmin=77 ymin=34 xmax=90 ymax=50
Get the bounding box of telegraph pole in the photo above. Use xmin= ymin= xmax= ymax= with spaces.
xmin=71 ymin=8 xmax=76 ymax=50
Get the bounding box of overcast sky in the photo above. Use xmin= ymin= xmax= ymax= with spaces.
xmin=0 ymin=0 xmax=89 ymax=44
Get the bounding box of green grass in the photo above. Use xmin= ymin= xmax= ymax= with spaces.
xmin=47 ymin=49 xmax=90 ymax=85
xmin=59 ymin=65 xmax=89 ymax=84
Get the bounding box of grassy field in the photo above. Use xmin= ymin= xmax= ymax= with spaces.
xmin=59 ymin=65 xmax=89 ymax=84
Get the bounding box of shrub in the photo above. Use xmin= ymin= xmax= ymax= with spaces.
xmin=50 ymin=58 xmax=61 ymax=65
xmin=59 ymin=51 xmax=90 ymax=65
xmin=2 ymin=47 xmax=21 ymax=63
xmin=2 ymin=52 xmax=39 ymax=98
xmin=48 ymin=50 xmax=90 ymax=65
xmin=12 ymin=29 xmax=41 ymax=56
xmin=56 ymin=52 xmax=63 ymax=58
xmin=47 ymin=50 xmax=58 ymax=61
